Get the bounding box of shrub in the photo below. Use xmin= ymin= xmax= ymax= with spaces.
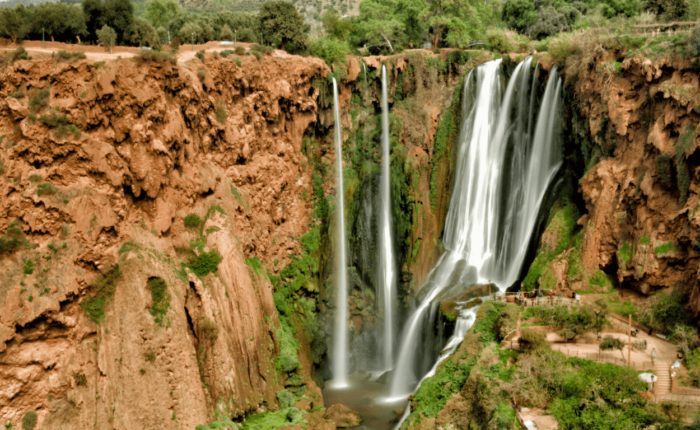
xmin=277 ymin=389 xmax=295 ymax=408
xmin=656 ymin=153 xmax=673 ymax=185
xmin=646 ymin=0 xmax=688 ymax=19
xmin=519 ymin=328 xmax=548 ymax=349
xmin=96 ymin=25 xmax=115 ymax=51
xmin=184 ymin=214 xmax=202 ymax=228
xmin=200 ymin=317 xmax=219 ymax=344
xmin=135 ymin=49 xmax=176 ymax=65
xmin=8 ymin=47 xmax=28 ymax=62
xmin=22 ymin=411 xmax=37 ymax=430
xmin=215 ymin=103 xmax=226 ymax=123
xmin=195 ymin=50 xmax=205 ymax=61
xmin=485 ymin=28 xmax=531 ymax=53
xmin=197 ymin=69 xmax=206 ymax=80
xmin=237 ymin=27 xmax=258 ymax=43
xmin=235 ymin=46 xmax=246 ymax=55
xmin=9 ymin=90 xmax=24 ymax=98
xmin=73 ymin=372 xmax=88 ymax=386
xmin=28 ymin=88 xmax=50 ymax=112
xmin=188 ymin=250 xmax=223 ymax=277
xmin=599 ymin=335 xmax=625 ymax=352
xmin=547 ymin=32 xmax=581 ymax=66
xmin=249 ymin=50 xmax=263 ymax=61
xmin=236 ymin=58 xmax=242 ymax=67
xmin=22 ymin=259 xmax=33 ymax=275
xmin=57 ymin=51 xmax=86 ymax=61
xmin=39 ymin=111 xmax=70 ymax=128
xmin=0 ymin=221 xmax=29 ymax=253
xmin=37 ymin=183 xmax=57 ymax=196
xmin=28 ymin=174 xmax=41 ymax=182
xmin=144 ymin=351 xmax=156 ymax=363
xmin=147 ymin=277 xmax=171 ymax=327
xmin=80 ymin=264 xmax=123 ymax=324
xmin=220 ymin=49 xmax=233 ymax=57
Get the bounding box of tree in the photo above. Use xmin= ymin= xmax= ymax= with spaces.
xmin=322 ymin=11 xmax=352 ymax=40
xmin=220 ymin=24 xmax=234 ymax=41
xmin=587 ymin=297 xmax=611 ymax=337
xmin=178 ymin=22 xmax=204 ymax=45
xmin=689 ymin=25 xmax=700 ymax=56
xmin=645 ymin=0 xmax=688 ymax=19
xmin=502 ymin=0 xmax=537 ymax=33
xmin=671 ymin=324 xmax=699 ymax=353
xmin=102 ymin=0 xmax=134 ymax=43
xmin=423 ymin=0 xmax=466 ymax=48
xmin=528 ymin=7 xmax=570 ymax=40
xmin=127 ymin=17 xmax=161 ymax=48
xmin=30 ymin=3 xmax=87 ymax=43
xmin=258 ymin=1 xmax=310 ymax=51
xmin=82 ymin=0 xmax=104 ymax=43
xmin=353 ymin=0 xmax=408 ymax=52
xmin=96 ymin=24 xmax=115 ymax=50
xmin=557 ymin=307 xmax=593 ymax=343
xmin=145 ymin=0 xmax=178 ymax=29
xmin=0 ymin=7 xmax=28 ymax=43
xmin=599 ymin=335 xmax=625 ymax=359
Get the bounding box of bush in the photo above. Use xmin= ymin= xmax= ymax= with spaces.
xmin=0 ymin=221 xmax=29 ymax=253
xmin=22 ymin=411 xmax=37 ymax=430
xmin=235 ymin=46 xmax=246 ymax=55
xmin=249 ymin=50 xmax=263 ymax=61
xmin=519 ymin=328 xmax=548 ymax=349
xmin=646 ymin=0 xmax=688 ymax=19
xmin=73 ymin=372 xmax=88 ymax=386
xmin=22 ymin=259 xmax=33 ymax=275
xmin=184 ymin=214 xmax=202 ymax=228
xmin=37 ymin=183 xmax=58 ymax=196
xmin=197 ymin=69 xmax=206 ymax=80
xmin=135 ymin=49 xmax=176 ymax=65
xmin=599 ymin=335 xmax=625 ymax=352
xmin=547 ymin=32 xmax=581 ymax=66
xmin=147 ymin=277 xmax=171 ymax=327
xmin=485 ymin=28 xmax=531 ymax=53
xmin=28 ymin=88 xmax=50 ymax=113
xmin=96 ymin=25 xmax=115 ymax=51
xmin=9 ymin=90 xmax=25 ymax=98
xmin=39 ymin=111 xmax=70 ymax=128
xmin=277 ymin=389 xmax=295 ymax=408
xmin=57 ymin=51 xmax=86 ymax=60
xmin=200 ymin=317 xmax=219 ymax=344
xmin=236 ymin=58 xmax=242 ymax=67
xmin=187 ymin=250 xmax=223 ymax=277
xmin=80 ymin=264 xmax=123 ymax=324
xmin=195 ymin=50 xmax=205 ymax=61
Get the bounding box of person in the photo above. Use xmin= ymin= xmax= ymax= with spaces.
xmin=651 ymin=348 xmax=656 ymax=366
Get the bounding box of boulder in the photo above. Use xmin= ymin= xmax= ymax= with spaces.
xmin=324 ymin=404 xmax=362 ymax=428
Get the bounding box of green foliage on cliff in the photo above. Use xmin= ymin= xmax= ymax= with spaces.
xmin=656 ymin=153 xmax=673 ymax=185
xmin=654 ymin=241 xmax=675 ymax=255
xmin=429 ymin=75 xmax=464 ymax=210
xmin=0 ymin=221 xmax=31 ymax=254
xmin=147 ymin=277 xmax=171 ymax=327
xmin=81 ymin=264 xmax=123 ymax=324
xmin=187 ymin=250 xmax=223 ymax=277
xmin=523 ymin=201 xmax=579 ymax=291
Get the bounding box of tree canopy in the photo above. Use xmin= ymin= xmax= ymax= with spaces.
xmin=259 ymin=1 xmax=310 ymax=51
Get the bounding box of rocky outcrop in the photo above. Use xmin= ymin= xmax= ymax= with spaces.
xmin=0 ymin=53 xmax=330 ymax=428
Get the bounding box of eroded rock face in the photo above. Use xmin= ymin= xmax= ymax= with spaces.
xmin=0 ymin=54 xmax=330 ymax=428
xmin=538 ymin=53 xmax=700 ymax=314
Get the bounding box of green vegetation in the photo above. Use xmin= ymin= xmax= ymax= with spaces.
xmin=37 ymin=183 xmax=58 ymax=196
xmin=80 ymin=264 xmax=123 ymax=324
xmin=73 ymin=372 xmax=88 ymax=386
xmin=245 ymin=256 xmax=266 ymax=278
xmin=184 ymin=214 xmax=202 ymax=228
xmin=656 ymin=153 xmax=673 ymax=185
xmin=654 ymin=240 xmax=675 ymax=255
xmin=21 ymin=411 xmax=36 ymax=430
xmin=0 ymin=221 xmax=31 ymax=254
xmin=676 ymin=125 xmax=694 ymax=206
xmin=187 ymin=250 xmax=223 ymax=277
xmin=147 ymin=277 xmax=171 ymax=327
xmin=215 ymin=103 xmax=227 ymax=123
xmin=22 ymin=259 xmax=34 ymax=275
xmin=523 ymin=201 xmax=579 ymax=290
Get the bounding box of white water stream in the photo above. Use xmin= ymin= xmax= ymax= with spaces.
xmin=331 ymin=78 xmax=349 ymax=388
xmin=387 ymin=58 xmax=563 ymax=398
xmin=379 ymin=65 xmax=397 ymax=370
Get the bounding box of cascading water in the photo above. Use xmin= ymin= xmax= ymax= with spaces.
xmin=379 ymin=65 xmax=397 ymax=370
xmin=331 ymin=78 xmax=349 ymax=388
xmin=387 ymin=58 xmax=564 ymax=399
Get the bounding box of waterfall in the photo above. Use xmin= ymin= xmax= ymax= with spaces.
xmin=379 ymin=65 xmax=396 ymax=370
xmin=387 ymin=58 xmax=563 ymax=398
xmin=331 ymin=78 xmax=349 ymax=388
xmin=394 ymin=306 xmax=478 ymax=429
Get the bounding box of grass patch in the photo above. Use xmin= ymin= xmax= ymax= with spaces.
xmin=654 ymin=241 xmax=675 ymax=255
xmin=184 ymin=214 xmax=202 ymax=229
xmin=187 ymin=250 xmax=223 ymax=277
xmin=245 ymin=256 xmax=266 ymax=278
xmin=134 ymin=49 xmax=176 ymax=65
xmin=37 ymin=183 xmax=57 ymax=196
xmin=57 ymin=51 xmax=86 ymax=61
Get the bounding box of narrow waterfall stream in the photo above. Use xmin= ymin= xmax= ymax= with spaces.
xmin=331 ymin=77 xmax=349 ymax=388
xmin=379 ymin=65 xmax=396 ymax=370
xmin=388 ymin=57 xmax=563 ymax=398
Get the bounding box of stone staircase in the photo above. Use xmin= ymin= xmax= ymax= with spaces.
xmin=654 ymin=362 xmax=671 ymax=396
